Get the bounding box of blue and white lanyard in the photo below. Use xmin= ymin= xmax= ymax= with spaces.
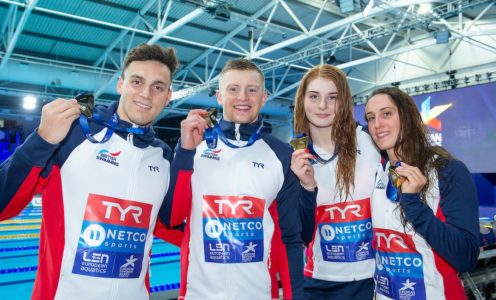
xmin=204 ymin=119 xmax=264 ymax=149
xmin=79 ymin=112 xmax=147 ymax=144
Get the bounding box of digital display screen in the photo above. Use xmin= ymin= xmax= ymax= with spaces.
xmin=354 ymin=82 xmax=496 ymax=173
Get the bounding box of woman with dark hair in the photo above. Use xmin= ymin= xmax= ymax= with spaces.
xmin=291 ymin=64 xmax=380 ymax=299
xmin=365 ymin=87 xmax=479 ymax=299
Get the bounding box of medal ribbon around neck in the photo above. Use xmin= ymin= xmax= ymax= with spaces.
xmin=80 ymin=112 xmax=147 ymax=144
xmin=290 ymin=133 xmax=338 ymax=165
xmin=308 ymin=143 xmax=339 ymax=165
xmin=204 ymin=114 xmax=264 ymax=149
xmin=77 ymin=93 xmax=147 ymax=144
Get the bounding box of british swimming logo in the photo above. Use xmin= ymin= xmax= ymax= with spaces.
xmin=201 ymin=148 xmax=222 ymax=161
xmin=96 ymin=149 xmax=121 ymax=166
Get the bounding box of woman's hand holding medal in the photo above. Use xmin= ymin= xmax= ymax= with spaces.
xmin=290 ymin=134 xmax=317 ymax=191
xmin=392 ymin=162 xmax=427 ymax=194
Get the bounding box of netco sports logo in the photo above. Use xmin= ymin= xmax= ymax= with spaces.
xmin=73 ymin=194 xmax=152 ymax=278
xmin=202 ymin=195 xmax=265 ymax=264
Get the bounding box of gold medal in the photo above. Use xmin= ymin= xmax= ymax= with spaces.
xmin=388 ymin=166 xmax=405 ymax=188
xmin=204 ymin=107 xmax=218 ymax=128
xmin=290 ymin=135 xmax=309 ymax=151
xmin=76 ymin=93 xmax=94 ymax=118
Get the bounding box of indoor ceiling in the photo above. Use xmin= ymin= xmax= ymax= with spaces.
xmin=0 ymin=0 xmax=495 ymax=125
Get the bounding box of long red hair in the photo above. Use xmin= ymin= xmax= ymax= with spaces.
xmin=293 ymin=64 xmax=357 ymax=199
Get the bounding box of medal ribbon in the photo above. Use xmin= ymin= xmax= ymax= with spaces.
xmin=79 ymin=112 xmax=147 ymax=144
xmin=204 ymin=119 xmax=264 ymax=149
xmin=308 ymin=143 xmax=339 ymax=165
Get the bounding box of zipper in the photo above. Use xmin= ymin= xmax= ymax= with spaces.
xmin=111 ymin=280 xmax=117 ymax=300
xmin=128 ymin=135 xmax=143 ymax=199
xmin=227 ymin=146 xmax=238 ymax=299
xmin=235 ymin=123 xmax=241 ymax=142
xmin=119 ymin=134 xmax=144 ymax=298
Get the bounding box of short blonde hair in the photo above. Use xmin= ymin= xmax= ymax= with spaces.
xmin=219 ymin=59 xmax=265 ymax=90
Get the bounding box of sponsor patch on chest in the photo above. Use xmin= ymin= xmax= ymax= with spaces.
xmin=202 ymin=195 xmax=265 ymax=264
xmin=316 ymin=198 xmax=373 ymax=262
xmin=72 ymin=194 xmax=152 ymax=278
xmin=373 ymin=228 xmax=426 ymax=300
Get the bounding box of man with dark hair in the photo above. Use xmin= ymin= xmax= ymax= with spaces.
xmin=123 ymin=43 xmax=179 ymax=74
xmin=160 ymin=58 xmax=316 ymax=299
xmin=0 ymin=43 xmax=182 ymax=300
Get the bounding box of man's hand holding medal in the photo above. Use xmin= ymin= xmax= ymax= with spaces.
xmin=37 ymin=95 xmax=88 ymax=145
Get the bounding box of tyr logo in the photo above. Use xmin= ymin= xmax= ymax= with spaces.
xmin=101 ymin=201 xmax=143 ymax=223
xmin=213 ymin=199 xmax=254 ymax=215
xmin=375 ymin=232 xmax=408 ymax=249
xmin=325 ymin=204 xmax=362 ymax=219
xmin=252 ymin=162 xmax=264 ymax=169
xmin=148 ymin=166 xmax=159 ymax=172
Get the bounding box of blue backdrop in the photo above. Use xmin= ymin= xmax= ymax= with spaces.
xmin=354 ymin=82 xmax=496 ymax=173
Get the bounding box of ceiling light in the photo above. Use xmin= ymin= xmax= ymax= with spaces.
xmin=418 ymin=3 xmax=432 ymax=15
xmin=23 ymin=96 xmax=37 ymax=110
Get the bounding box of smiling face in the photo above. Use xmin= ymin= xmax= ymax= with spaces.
xmin=116 ymin=60 xmax=172 ymax=126
xmin=365 ymin=93 xmax=401 ymax=158
xmin=303 ymin=77 xmax=338 ymax=132
xmin=216 ymin=69 xmax=267 ymax=124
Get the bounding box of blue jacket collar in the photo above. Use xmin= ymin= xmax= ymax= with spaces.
xmin=218 ymin=116 xmax=269 ymax=141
